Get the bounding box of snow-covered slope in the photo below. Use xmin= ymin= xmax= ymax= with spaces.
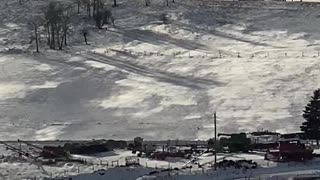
xmin=1 ymin=0 xmax=320 ymax=140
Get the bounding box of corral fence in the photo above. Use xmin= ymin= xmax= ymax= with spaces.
xmin=103 ymin=47 xmax=320 ymax=61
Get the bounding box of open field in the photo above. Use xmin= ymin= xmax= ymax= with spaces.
xmin=1 ymin=0 xmax=320 ymax=141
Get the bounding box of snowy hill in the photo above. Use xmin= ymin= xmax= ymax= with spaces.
xmin=1 ymin=0 xmax=320 ymax=140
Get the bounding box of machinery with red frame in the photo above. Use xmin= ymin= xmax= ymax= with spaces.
xmin=265 ymin=140 xmax=313 ymax=162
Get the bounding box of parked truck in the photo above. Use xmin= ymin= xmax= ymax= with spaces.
xmin=265 ymin=140 xmax=313 ymax=162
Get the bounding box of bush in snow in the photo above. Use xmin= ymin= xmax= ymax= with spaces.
xmin=160 ymin=13 xmax=169 ymax=24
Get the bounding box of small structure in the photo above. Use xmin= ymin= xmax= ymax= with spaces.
xmin=143 ymin=144 xmax=156 ymax=155
xmin=218 ymin=133 xmax=251 ymax=153
xmin=41 ymin=146 xmax=69 ymax=159
xmin=133 ymin=137 xmax=144 ymax=151
xmin=249 ymin=131 xmax=280 ymax=150
xmin=63 ymin=142 xmax=109 ymax=155
xmin=105 ymin=140 xmax=127 ymax=150
xmin=149 ymin=152 xmax=167 ymax=160
xmin=280 ymin=132 xmax=305 ymax=142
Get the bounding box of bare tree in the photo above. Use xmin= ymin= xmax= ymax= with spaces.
xmin=93 ymin=1 xmax=114 ymax=29
xmin=82 ymin=29 xmax=88 ymax=45
xmin=145 ymin=0 xmax=150 ymax=6
xmin=31 ymin=22 xmax=40 ymax=52
xmin=77 ymin=0 xmax=80 ymax=14
xmin=61 ymin=7 xmax=72 ymax=47
xmin=44 ymin=2 xmax=59 ymax=49
xmin=44 ymin=2 xmax=72 ymax=50
xmin=93 ymin=0 xmax=96 ymax=18
xmin=95 ymin=0 xmax=103 ymax=29
xmin=81 ymin=0 xmax=91 ymax=18
xmin=26 ymin=4 xmax=44 ymax=52
xmin=27 ymin=18 xmax=42 ymax=52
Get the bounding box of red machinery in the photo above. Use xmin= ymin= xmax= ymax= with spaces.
xmin=265 ymin=140 xmax=313 ymax=162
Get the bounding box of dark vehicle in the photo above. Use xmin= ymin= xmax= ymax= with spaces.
xmin=265 ymin=140 xmax=313 ymax=162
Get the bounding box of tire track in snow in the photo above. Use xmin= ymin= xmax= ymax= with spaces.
xmin=76 ymin=50 xmax=225 ymax=90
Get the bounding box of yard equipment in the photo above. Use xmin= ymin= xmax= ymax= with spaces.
xmin=17 ymin=139 xmax=70 ymax=160
xmin=63 ymin=141 xmax=109 ymax=155
xmin=265 ymin=140 xmax=313 ymax=162
xmin=0 ymin=141 xmax=36 ymax=159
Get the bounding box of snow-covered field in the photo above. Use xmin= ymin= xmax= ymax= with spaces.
xmin=1 ymin=0 xmax=320 ymax=141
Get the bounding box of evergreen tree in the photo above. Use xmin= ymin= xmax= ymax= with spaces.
xmin=301 ymin=88 xmax=320 ymax=146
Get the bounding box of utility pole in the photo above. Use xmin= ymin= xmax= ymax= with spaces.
xmin=77 ymin=0 xmax=80 ymax=14
xmin=34 ymin=23 xmax=39 ymax=53
xmin=19 ymin=141 xmax=22 ymax=159
xmin=214 ymin=111 xmax=217 ymax=170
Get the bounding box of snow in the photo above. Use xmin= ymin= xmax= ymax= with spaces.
xmin=45 ymin=150 xmax=320 ymax=180
xmin=3 ymin=0 xmax=320 ymax=178
xmin=34 ymin=64 xmax=53 ymax=72
xmin=30 ymin=81 xmax=62 ymax=89
xmin=0 ymin=0 xmax=320 ymax=142
xmin=0 ymin=83 xmax=26 ymax=99
xmin=1 ymin=144 xmax=320 ymax=180
xmin=84 ymin=60 xmax=116 ymax=71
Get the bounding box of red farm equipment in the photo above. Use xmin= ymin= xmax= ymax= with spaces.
xmin=265 ymin=140 xmax=313 ymax=162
